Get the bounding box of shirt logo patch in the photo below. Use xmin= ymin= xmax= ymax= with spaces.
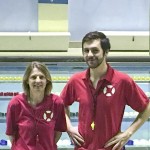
xmin=103 ymin=85 xmax=115 ymax=96
xmin=43 ymin=110 xmax=53 ymax=122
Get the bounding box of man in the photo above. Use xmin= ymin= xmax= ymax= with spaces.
xmin=60 ymin=31 xmax=150 ymax=150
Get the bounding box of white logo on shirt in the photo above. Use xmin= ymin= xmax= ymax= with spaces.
xmin=43 ymin=110 xmax=53 ymax=122
xmin=103 ymin=85 xmax=115 ymax=96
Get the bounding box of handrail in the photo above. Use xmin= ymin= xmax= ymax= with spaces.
xmin=0 ymin=56 xmax=150 ymax=62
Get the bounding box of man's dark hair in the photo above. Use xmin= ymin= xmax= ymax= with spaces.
xmin=82 ymin=31 xmax=111 ymax=53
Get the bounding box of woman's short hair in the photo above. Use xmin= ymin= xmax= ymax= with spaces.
xmin=22 ymin=61 xmax=52 ymax=96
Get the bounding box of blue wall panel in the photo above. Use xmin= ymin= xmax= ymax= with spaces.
xmin=38 ymin=0 xmax=68 ymax=4
xmin=0 ymin=0 xmax=38 ymax=32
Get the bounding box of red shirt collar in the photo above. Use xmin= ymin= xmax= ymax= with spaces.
xmin=82 ymin=63 xmax=114 ymax=83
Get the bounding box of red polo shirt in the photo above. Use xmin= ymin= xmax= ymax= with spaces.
xmin=6 ymin=93 xmax=66 ymax=150
xmin=61 ymin=64 xmax=149 ymax=150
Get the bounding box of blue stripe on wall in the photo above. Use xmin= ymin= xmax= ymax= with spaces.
xmin=38 ymin=0 xmax=68 ymax=4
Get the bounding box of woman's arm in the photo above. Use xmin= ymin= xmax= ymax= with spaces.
xmin=65 ymin=106 xmax=84 ymax=146
xmin=7 ymin=135 xmax=14 ymax=144
xmin=55 ymin=131 xmax=62 ymax=143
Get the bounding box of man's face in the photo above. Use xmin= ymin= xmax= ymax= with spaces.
xmin=82 ymin=39 xmax=106 ymax=69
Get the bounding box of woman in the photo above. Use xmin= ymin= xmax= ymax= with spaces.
xmin=6 ymin=61 xmax=67 ymax=150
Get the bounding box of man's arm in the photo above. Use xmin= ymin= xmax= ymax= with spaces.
xmin=65 ymin=106 xmax=84 ymax=146
xmin=105 ymin=102 xmax=150 ymax=150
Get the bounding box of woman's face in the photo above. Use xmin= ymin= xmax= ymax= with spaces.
xmin=28 ymin=67 xmax=47 ymax=94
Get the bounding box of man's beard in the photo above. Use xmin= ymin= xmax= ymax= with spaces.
xmin=86 ymin=55 xmax=105 ymax=69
